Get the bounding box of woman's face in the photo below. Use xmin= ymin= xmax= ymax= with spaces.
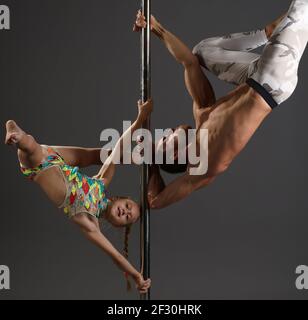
xmin=108 ymin=198 xmax=140 ymax=227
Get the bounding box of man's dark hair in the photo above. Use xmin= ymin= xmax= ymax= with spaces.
xmin=159 ymin=163 xmax=188 ymax=174
xmin=157 ymin=124 xmax=192 ymax=174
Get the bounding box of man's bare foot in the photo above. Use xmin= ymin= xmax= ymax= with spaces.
xmin=265 ymin=13 xmax=286 ymax=39
xmin=5 ymin=120 xmax=25 ymax=145
xmin=133 ymin=10 xmax=159 ymax=32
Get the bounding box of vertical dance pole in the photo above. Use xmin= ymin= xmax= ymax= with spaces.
xmin=140 ymin=0 xmax=151 ymax=301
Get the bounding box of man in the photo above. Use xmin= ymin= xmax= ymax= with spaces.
xmin=134 ymin=0 xmax=308 ymax=209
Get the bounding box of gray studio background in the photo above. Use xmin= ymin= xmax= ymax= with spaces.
xmin=0 ymin=0 xmax=307 ymax=300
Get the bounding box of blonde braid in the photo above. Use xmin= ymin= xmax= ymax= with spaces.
xmin=124 ymin=225 xmax=132 ymax=291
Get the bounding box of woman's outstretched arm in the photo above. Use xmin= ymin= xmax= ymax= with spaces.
xmin=72 ymin=214 xmax=151 ymax=294
xmin=94 ymin=100 xmax=153 ymax=187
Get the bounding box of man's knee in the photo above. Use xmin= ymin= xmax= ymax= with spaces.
xmin=183 ymin=54 xmax=199 ymax=69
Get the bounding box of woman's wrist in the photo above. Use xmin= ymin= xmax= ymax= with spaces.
xmin=132 ymin=271 xmax=142 ymax=282
xmin=136 ymin=113 xmax=147 ymax=125
xmin=117 ymin=256 xmax=140 ymax=280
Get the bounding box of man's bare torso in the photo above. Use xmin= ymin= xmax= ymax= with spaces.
xmin=195 ymin=85 xmax=272 ymax=177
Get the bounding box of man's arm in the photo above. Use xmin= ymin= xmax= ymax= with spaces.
xmin=150 ymin=173 xmax=216 ymax=210
xmin=147 ymin=165 xmax=166 ymax=204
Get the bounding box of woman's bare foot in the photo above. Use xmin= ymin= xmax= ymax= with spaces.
xmin=5 ymin=120 xmax=26 ymax=146
xmin=265 ymin=13 xmax=286 ymax=39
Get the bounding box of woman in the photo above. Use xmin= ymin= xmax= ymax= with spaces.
xmin=5 ymin=99 xmax=153 ymax=294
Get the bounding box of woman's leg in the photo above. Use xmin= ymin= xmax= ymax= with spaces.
xmin=6 ymin=120 xmax=70 ymax=206
xmin=51 ymin=146 xmax=107 ymax=168
xmin=5 ymin=121 xmax=107 ymax=168
xmin=5 ymin=120 xmax=44 ymax=168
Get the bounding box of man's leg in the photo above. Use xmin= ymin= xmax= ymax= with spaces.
xmin=150 ymin=17 xmax=216 ymax=109
xmin=193 ymin=30 xmax=266 ymax=86
xmin=193 ymin=14 xmax=286 ymax=86
xmin=194 ymin=13 xmax=285 ymax=54
xmin=196 ymin=30 xmax=267 ymax=53
xmin=249 ymin=0 xmax=308 ymax=106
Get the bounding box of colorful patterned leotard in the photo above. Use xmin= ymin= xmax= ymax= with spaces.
xmin=20 ymin=147 xmax=109 ymax=219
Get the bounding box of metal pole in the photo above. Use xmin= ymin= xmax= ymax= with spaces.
xmin=140 ymin=0 xmax=151 ymax=301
